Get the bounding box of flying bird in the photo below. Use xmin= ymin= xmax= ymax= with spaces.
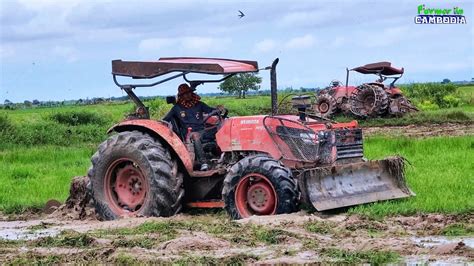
xmin=238 ymin=10 xmax=245 ymax=19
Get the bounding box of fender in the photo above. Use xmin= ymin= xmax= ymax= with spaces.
xmin=107 ymin=119 xmax=194 ymax=174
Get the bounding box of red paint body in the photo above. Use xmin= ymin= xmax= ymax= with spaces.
xmin=109 ymin=114 xmax=359 ymax=174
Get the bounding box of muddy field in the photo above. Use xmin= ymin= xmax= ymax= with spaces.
xmin=1 ymin=123 xmax=472 ymax=264
xmin=0 ymin=208 xmax=472 ymax=264
xmin=364 ymin=123 xmax=474 ymax=138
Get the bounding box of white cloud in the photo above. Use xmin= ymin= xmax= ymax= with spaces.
xmin=52 ymin=46 xmax=79 ymax=62
xmin=285 ymin=34 xmax=315 ymax=49
xmin=359 ymin=26 xmax=408 ymax=48
xmin=138 ymin=38 xmax=175 ymax=54
xmin=254 ymin=39 xmax=277 ymax=53
xmin=138 ymin=36 xmax=230 ymax=54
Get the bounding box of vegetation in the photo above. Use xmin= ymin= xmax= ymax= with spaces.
xmin=218 ymin=72 xmax=262 ymax=98
xmin=0 ymin=83 xmax=472 ymax=215
xmin=323 ymin=248 xmax=400 ymax=264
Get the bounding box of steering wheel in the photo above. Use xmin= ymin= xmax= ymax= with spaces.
xmin=203 ymin=108 xmax=227 ymax=131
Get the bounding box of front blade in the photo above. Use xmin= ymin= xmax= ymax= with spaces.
xmin=302 ymin=156 xmax=415 ymax=211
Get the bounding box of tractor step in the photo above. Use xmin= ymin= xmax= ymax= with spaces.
xmin=186 ymin=200 xmax=225 ymax=208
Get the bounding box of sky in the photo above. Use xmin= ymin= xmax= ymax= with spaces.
xmin=0 ymin=0 xmax=472 ymax=103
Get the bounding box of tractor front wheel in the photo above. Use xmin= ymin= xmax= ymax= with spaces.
xmin=222 ymin=155 xmax=299 ymax=219
xmin=88 ymin=131 xmax=184 ymax=220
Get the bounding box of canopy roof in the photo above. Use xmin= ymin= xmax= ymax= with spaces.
xmin=351 ymin=61 xmax=404 ymax=76
xmin=112 ymin=57 xmax=259 ymax=78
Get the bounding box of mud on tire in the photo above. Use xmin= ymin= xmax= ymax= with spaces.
xmin=88 ymin=130 xmax=184 ymax=220
xmin=350 ymin=84 xmax=389 ymax=117
xmin=314 ymin=93 xmax=337 ymax=118
xmin=222 ymin=155 xmax=299 ymax=219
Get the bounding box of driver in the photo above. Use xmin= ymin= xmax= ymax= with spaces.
xmin=163 ymin=83 xmax=225 ymax=170
xmin=163 ymin=83 xmax=224 ymax=133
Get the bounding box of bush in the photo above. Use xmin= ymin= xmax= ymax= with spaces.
xmin=49 ymin=111 xmax=107 ymax=126
xmin=400 ymin=83 xmax=462 ymax=109
xmin=0 ymin=114 xmax=13 ymax=132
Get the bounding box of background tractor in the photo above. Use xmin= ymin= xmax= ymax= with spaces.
xmin=87 ymin=57 xmax=414 ymax=220
xmin=314 ymin=62 xmax=418 ymax=118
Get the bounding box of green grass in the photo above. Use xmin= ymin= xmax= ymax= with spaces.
xmin=324 ymin=248 xmax=400 ymax=264
xmin=0 ymin=136 xmax=472 ymax=217
xmin=349 ymin=135 xmax=474 ymax=218
xmin=440 ymin=223 xmax=474 ymax=236
xmin=0 ymin=145 xmax=94 ymax=213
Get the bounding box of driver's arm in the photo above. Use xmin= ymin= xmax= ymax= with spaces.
xmin=200 ymin=102 xmax=215 ymax=114
xmin=163 ymin=106 xmax=177 ymax=122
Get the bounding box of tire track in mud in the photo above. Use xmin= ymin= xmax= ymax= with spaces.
xmin=363 ymin=123 xmax=473 ymax=138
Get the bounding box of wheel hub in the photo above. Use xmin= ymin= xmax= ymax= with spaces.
xmin=234 ymin=173 xmax=277 ymax=217
xmin=104 ymin=159 xmax=149 ymax=214
xmin=319 ymin=102 xmax=329 ymax=113
xmin=247 ymin=182 xmax=275 ymax=214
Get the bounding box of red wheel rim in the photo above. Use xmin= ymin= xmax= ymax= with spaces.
xmin=235 ymin=173 xmax=277 ymax=218
xmin=319 ymin=102 xmax=329 ymax=113
xmin=104 ymin=158 xmax=149 ymax=215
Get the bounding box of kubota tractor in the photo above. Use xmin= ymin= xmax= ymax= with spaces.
xmin=88 ymin=57 xmax=413 ymax=220
xmin=314 ymin=62 xmax=418 ymax=118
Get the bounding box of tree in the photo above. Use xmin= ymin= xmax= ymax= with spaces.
xmin=24 ymin=100 xmax=32 ymax=107
xmin=441 ymin=78 xmax=451 ymax=84
xmin=32 ymin=99 xmax=40 ymax=105
xmin=218 ymin=73 xmax=262 ymax=98
xmin=4 ymin=99 xmax=12 ymax=105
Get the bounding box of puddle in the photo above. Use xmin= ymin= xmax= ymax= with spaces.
xmin=412 ymin=236 xmax=474 ymax=248
xmin=0 ymin=228 xmax=60 ymax=241
xmin=404 ymin=255 xmax=471 ymax=265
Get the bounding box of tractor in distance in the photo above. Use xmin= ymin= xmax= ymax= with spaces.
xmin=314 ymin=62 xmax=418 ymax=118
xmin=87 ymin=57 xmax=414 ymax=220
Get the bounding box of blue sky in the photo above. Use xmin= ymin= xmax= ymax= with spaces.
xmin=0 ymin=0 xmax=472 ymax=103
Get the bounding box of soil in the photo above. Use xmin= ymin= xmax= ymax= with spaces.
xmin=364 ymin=123 xmax=474 ymax=137
xmin=0 ymin=210 xmax=472 ymax=264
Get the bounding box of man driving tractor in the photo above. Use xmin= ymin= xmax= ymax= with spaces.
xmin=163 ymin=83 xmax=225 ymax=170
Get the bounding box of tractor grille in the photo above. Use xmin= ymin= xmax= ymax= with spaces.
xmin=335 ymin=128 xmax=363 ymax=160
xmin=275 ymin=126 xmax=319 ymax=162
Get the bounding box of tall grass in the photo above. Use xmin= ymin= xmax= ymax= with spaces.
xmin=350 ymin=135 xmax=474 ymax=217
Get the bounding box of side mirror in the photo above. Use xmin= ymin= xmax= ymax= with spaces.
xmin=166 ymin=96 xmax=176 ymax=105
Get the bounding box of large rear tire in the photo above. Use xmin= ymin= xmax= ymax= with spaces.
xmin=314 ymin=93 xmax=337 ymax=118
xmin=350 ymin=84 xmax=388 ymax=117
xmin=222 ymin=155 xmax=299 ymax=219
xmin=88 ymin=131 xmax=184 ymax=220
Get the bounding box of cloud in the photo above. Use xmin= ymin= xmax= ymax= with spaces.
xmin=138 ymin=36 xmax=231 ymax=54
xmin=254 ymin=39 xmax=277 ymax=53
xmin=285 ymin=34 xmax=315 ymax=49
xmin=52 ymin=46 xmax=79 ymax=62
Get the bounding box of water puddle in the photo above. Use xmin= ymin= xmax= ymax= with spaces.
xmin=0 ymin=228 xmax=60 ymax=241
xmin=412 ymin=236 xmax=474 ymax=248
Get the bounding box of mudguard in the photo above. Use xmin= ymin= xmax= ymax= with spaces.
xmin=300 ymin=156 xmax=414 ymax=211
xmin=107 ymin=119 xmax=194 ymax=174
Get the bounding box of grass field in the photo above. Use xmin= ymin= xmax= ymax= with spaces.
xmin=0 ymin=84 xmax=472 ymax=216
xmin=0 ymin=136 xmax=472 ymax=217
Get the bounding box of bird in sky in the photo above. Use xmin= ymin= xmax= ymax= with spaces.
xmin=238 ymin=10 xmax=245 ymax=19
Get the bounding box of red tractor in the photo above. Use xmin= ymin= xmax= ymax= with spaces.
xmin=314 ymin=62 xmax=418 ymax=118
xmin=88 ymin=57 xmax=413 ymax=220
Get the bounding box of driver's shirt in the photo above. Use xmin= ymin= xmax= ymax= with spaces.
xmin=163 ymin=102 xmax=215 ymax=132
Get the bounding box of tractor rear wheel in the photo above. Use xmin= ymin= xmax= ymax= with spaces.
xmin=222 ymin=155 xmax=299 ymax=219
xmin=314 ymin=93 xmax=337 ymax=118
xmin=350 ymin=84 xmax=388 ymax=117
xmin=88 ymin=131 xmax=184 ymax=220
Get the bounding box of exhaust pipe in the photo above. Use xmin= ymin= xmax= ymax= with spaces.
xmin=270 ymin=58 xmax=279 ymax=115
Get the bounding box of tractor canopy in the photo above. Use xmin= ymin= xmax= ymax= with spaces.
xmin=112 ymin=57 xmax=259 ymax=79
xmin=351 ymin=61 xmax=404 ymax=76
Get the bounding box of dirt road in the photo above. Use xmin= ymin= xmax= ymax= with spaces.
xmin=0 ymin=211 xmax=472 ymax=264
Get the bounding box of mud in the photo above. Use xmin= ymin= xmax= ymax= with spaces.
xmin=0 ymin=211 xmax=472 ymax=264
xmin=364 ymin=123 xmax=474 ymax=137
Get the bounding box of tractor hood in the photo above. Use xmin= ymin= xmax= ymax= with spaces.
xmin=216 ymin=115 xmax=361 ymax=168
